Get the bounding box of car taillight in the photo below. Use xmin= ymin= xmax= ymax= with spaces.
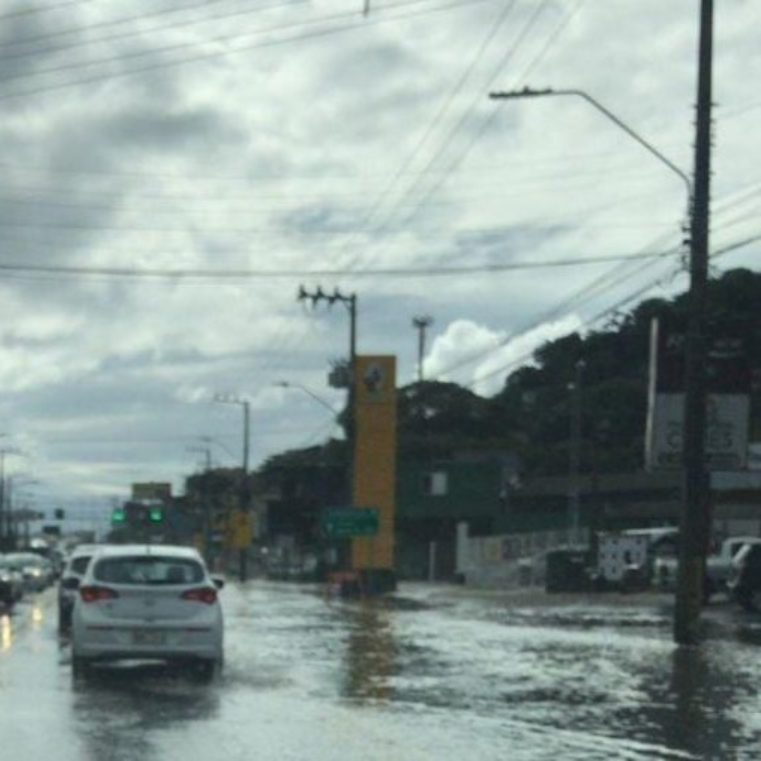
xmin=181 ymin=587 xmax=217 ymax=605
xmin=79 ymin=585 xmax=119 ymax=603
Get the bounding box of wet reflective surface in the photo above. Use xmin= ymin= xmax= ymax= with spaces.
xmin=1 ymin=583 xmax=761 ymax=760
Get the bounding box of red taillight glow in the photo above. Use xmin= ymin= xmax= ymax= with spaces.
xmin=181 ymin=587 xmax=217 ymax=605
xmin=79 ymin=585 xmax=119 ymax=603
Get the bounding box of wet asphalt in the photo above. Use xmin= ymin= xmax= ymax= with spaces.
xmin=1 ymin=581 xmax=760 ymax=760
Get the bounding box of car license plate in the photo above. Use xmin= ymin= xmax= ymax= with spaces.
xmin=132 ymin=629 xmax=166 ymax=646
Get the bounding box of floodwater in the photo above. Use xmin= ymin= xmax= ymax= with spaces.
xmin=1 ymin=582 xmax=760 ymax=760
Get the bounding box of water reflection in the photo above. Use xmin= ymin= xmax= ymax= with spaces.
xmin=343 ymin=603 xmax=396 ymax=702
xmin=598 ymin=642 xmax=760 ymax=758
xmin=71 ymin=663 xmax=221 ymax=761
xmin=1 ymin=613 xmax=12 ymax=651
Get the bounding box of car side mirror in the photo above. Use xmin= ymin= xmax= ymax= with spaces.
xmin=62 ymin=577 xmax=80 ymax=590
xmin=212 ymin=577 xmax=225 ymax=590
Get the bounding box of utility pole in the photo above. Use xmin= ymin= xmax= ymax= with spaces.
xmin=188 ymin=439 xmax=214 ymax=566
xmin=214 ymin=394 xmax=251 ymax=581
xmin=412 ymin=315 xmax=434 ymax=383
xmin=0 ymin=447 xmax=21 ymax=550
xmin=298 ymin=285 xmax=358 ymax=502
xmin=675 ymin=0 xmax=714 ymax=646
xmin=568 ymin=360 xmax=585 ymax=546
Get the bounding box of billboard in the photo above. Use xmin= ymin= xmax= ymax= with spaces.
xmin=351 ymin=355 xmax=397 ymax=571
xmin=645 ymin=317 xmax=751 ymax=470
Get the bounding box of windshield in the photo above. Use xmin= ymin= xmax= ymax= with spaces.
xmin=93 ymin=557 xmax=205 ymax=585
xmin=69 ymin=557 xmax=92 ymax=576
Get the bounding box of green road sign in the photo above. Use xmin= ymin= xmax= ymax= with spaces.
xmin=321 ymin=507 xmax=378 ymax=538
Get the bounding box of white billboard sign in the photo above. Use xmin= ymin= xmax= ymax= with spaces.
xmin=647 ymin=393 xmax=750 ymax=470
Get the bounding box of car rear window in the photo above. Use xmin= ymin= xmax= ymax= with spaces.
xmin=94 ymin=556 xmax=205 ymax=585
xmin=71 ymin=557 xmax=92 ymax=575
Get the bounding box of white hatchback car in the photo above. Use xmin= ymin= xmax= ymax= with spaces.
xmin=71 ymin=544 xmax=224 ymax=680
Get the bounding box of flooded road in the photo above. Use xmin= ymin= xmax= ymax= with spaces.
xmin=1 ymin=582 xmax=760 ymax=760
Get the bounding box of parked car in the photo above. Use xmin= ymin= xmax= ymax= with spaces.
xmin=0 ymin=556 xmax=25 ymax=605
xmin=58 ymin=544 xmax=100 ymax=632
xmin=71 ymin=544 xmax=224 ymax=680
xmin=728 ymin=544 xmax=761 ymax=612
xmin=3 ymin=553 xmax=54 ymax=593
xmin=654 ymin=536 xmax=761 ymax=600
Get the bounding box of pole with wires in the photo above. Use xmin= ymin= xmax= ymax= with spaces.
xmin=675 ymin=0 xmax=714 ymax=647
xmin=412 ymin=315 xmax=434 ymax=383
xmin=298 ymin=286 xmax=358 ymax=509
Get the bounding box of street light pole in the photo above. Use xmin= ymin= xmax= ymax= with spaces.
xmin=489 ymin=34 xmax=716 ymax=642
xmin=568 ymin=360 xmax=585 ymax=545
xmin=214 ymin=393 xmax=251 ymax=581
xmin=489 ymin=87 xmax=692 ymax=200
xmin=0 ymin=447 xmax=21 ymax=550
xmin=412 ymin=315 xmax=434 ymax=383
xmin=276 ymin=381 xmax=338 ymax=416
xmin=214 ymin=394 xmax=250 ymax=475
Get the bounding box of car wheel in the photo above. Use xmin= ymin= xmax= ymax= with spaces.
xmin=738 ymin=589 xmax=761 ymax=613
xmin=193 ymin=659 xmax=218 ymax=683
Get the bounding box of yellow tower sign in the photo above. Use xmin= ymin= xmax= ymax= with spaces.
xmin=351 ymin=355 xmax=397 ymax=572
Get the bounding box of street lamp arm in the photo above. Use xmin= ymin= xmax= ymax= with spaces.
xmin=276 ymin=382 xmax=337 ymax=415
xmin=490 ymin=87 xmax=693 ymax=198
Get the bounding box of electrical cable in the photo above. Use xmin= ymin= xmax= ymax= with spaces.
xmin=0 ymin=0 xmax=94 ymax=23
xmin=0 ymin=0 xmax=496 ymax=101
xmin=0 ymin=0 xmax=291 ymax=56
xmin=0 ymin=248 xmax=679 ymax=282
xmin=457 ymin=234 xmax=761 ymax=390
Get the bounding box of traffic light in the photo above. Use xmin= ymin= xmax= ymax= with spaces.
xmin=148 ymin=506 xmax=163 ymax=523
xmin=54 ymin=508 xmax=65 ymax=520
xmin=112 ymin=507 xmax=126 ymax=523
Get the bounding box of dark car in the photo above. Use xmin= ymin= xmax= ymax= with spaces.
xmin=57 ymin=545 xmax=99 ymax=632
xmin=0 ymin=566 xmax=19 ymax=609
xmin=728 ymin=544 xmax=761 ymax=612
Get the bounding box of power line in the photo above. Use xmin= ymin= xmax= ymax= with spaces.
xmin=0 ymin=167 xmax=670 ymax=212
xmin=0 ymin=140 xmax=687 ymax=182
xmin=0 ymin=0 xmax=495 ymax=101
xmin=0 ymin=0 xmax=291 ymax=56
xmin=0 ymin=249 xmax=679 ymax=282
xmin=430 ymin=238 xmax=681 ymax=382
xmin=331 ymin=0 xmax=553 ymax=279
xmin=0 ymin=0 xmax=94 ymax=23
xmin=455 ymin=234 xmax=761 ymax=391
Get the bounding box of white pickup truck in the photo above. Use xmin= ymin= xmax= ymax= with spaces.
xmin=654 ymin=536 xmax=761 ymax=599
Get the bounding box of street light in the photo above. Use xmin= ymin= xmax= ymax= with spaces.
xmin=213 ymin=394 xmax=250 ymax=474
xmin=275 ymin=381 xmax=338 ymax=416
xmin=0 ymin=447 xmax=24 ymax=550
xmin=7 ymin=475 xmax=40 ymax=549
xmin=488 ymin=87 xmax=693 ymax=202
xmin=214 ymin=393 xmax=252 ymax=582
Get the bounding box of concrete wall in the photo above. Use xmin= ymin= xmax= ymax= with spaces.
xmin=456 ymin=522 xmax=590 ymax=588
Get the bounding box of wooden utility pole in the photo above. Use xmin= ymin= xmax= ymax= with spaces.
xmin=675 ymin=0 xmax=714 ymax=646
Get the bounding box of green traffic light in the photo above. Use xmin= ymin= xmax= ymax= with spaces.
xmin=149 ymin=507 xmax=163 ymax=523
xmin=112 ymin=508 xmax=126 ymax=523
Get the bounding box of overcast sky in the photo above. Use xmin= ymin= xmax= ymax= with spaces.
xmin=0 ymin=0 xmax=757 ymax=521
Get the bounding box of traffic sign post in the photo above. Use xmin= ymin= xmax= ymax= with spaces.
xmin=321 ymin=507 xmax=379 ymax=538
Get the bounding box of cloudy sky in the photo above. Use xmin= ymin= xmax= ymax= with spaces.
xmin=0 ymin=0 xmax=757 ymax=524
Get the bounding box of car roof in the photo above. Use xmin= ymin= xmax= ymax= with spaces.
xmin=90 ymin=544 xmax=202 ymax=561
xmin=68 ymin=544 xmax=100 ymax=558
